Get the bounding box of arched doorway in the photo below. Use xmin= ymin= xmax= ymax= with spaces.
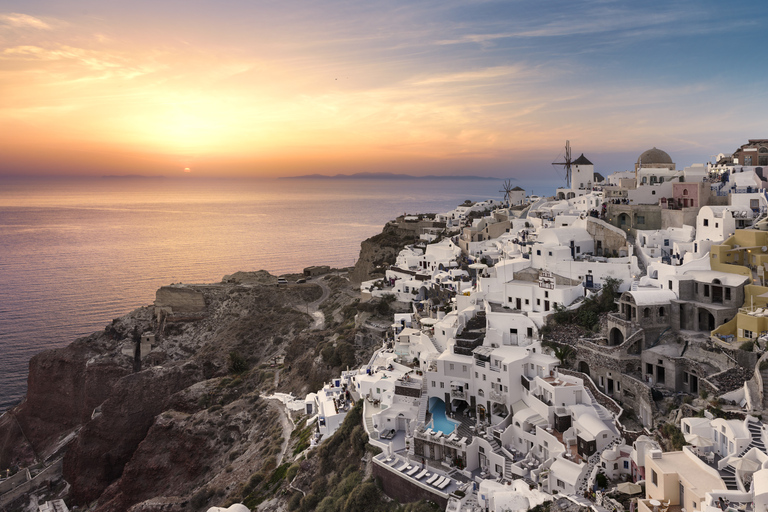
xmin=578 ymin=361 xmax=590 ymax=376
xmin=698 ymin=309 xmax=715 ymax=331
xmin=618 ymin=213 xmax=630 ymax=228
xmin=609 ymin=327 xmax=624 ymax=346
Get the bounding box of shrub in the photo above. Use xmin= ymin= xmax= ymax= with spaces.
xmin=229 ymin=352 xmax=248 ymax=374
xmin=740 ymin=341 xmax=754 ymax=352
xmin=760 ymin=360 xmax=768 ymax=371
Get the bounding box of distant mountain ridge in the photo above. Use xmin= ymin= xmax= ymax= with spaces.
xmin=281 ymin=172 xmax=505 ymax=180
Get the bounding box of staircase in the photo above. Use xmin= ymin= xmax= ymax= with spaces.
xmin=585 ymin=388 xmax=613 ymax=421
xmin=720 ymin=465 xmax=739 ymax=491
xmin=417 ymin=379 xmax=429 ymax=424
xmin=747 ymin=420 xmax=766 ymax=452
xmin=720 ymin=419 xmax=765 ymax=490
xmin=365 ymin=415 xmax=377 ymax=438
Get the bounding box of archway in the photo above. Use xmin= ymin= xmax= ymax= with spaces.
xmin=698 ymin=308 xmax=715 ymax=331
xmin=618 ymin=213 xmax=630 ymax=227
xmin=609 ymin=327 xmax=624 ymax=346
xmin=557 ymin=192 xmax=566 ymax=200
xmin=578 ymin=361 xmax=590 ymax=376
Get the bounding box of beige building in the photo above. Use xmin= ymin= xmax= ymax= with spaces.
xmin=639 ymin=449 xmax=726 ymax=512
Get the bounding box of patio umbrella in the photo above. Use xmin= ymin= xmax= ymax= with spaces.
xmin=684 ymin=434 xmax=713 ymax=447
xmin=732 ymin=457 xmax=760 ymax=473
xmin=617 ymin=482 xmax=642 ymax=495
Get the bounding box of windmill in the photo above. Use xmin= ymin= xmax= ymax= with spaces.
xmin=499 ymin=179 xmax=515 ymax=206
xmin=552 ymin=140 xmax=573 ymax=188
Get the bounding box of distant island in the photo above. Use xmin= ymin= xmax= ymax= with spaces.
xmin=101 ymin=175 xmax=166 ymax=179
xmin=281 ymin=172 xmax=505 ymax=180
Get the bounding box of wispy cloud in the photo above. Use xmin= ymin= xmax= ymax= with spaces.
xmin=0 ymin=13 xmax=51 ymax=30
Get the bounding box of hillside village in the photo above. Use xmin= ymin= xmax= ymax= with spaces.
xmin=307 ymin=140 xmax=768 ymax=512
xmin=6 ymin=141 xmax=768 ymax=512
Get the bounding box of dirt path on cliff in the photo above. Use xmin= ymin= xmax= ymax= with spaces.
xmin=271 ymin=399 xmax=296 ymax=467
xmin=294 ymin=280 xmax=330 ymax=330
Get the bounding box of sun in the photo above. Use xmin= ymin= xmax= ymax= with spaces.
xmin=184 ymin=167 xmax=191 ymax=173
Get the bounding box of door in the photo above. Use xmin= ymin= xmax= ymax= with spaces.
xmin=585 ymin=275 xmax=593 ymax=288
xmin=516 ymin=298 xmax=522 ymax=310
xmin=607 ymin=379 xmax=614 ymax=394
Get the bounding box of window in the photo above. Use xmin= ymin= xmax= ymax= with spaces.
xmin=537 ymin=250 xmax=541 ymax=256
xmin=636 ymin=215 xmax=645 ymax=224
xmin=432 ymin=381 xmax=436 ymax=387
xmin=463 ymin=365 xmax=467 ymax=372
xmin=725 ymin=288 xmax=731 ymax=300
xmin=704 ymin=285 xmax=710 ymax=297
xmin=479 ymin=446 xmax=485 ymax=454
xmin=683 ymin=372 xmax=689 ymax=384
xmin=703 ymin=218 xmax=709 ymax=226
xmin=527 ymin=327 xmax=533 ymax=338
xmin=646 ymin=363 xmax=653 ymax=374
xmin=623 ymin=461 xmax=629 ymax=469
xmin=503 ymin=364 xmax=507 ymax=371
xmin=652 ymin=470 xmax=658 ymax=486
xmin=668 ymin=280 xmax=673 ymax=290
xmin=715 ymin=223 xmax=719 ymax=228
xmin=525 ymin=299 xmax=530 ymax=305
xmin=537 ymin=299 xmax=541 ymax=306
xmin=483 ymin=374 xmax=486 ymax=381
xmin=450 ymin=363 xmax=454 ymax=370
xmin=440 ymin=382 xmax=444 ymax=388
xmin=377 ymin=388 xmax=380 ymax=394
xmin=603 ymin=433 xmax=608 ymax=438
xmin=548 ymin=251 xmax=553 ymax=257
xmin=557 ymin=479 xmax=564 ymax=488
xmin=545 ymin=291 xmax=549 ymax=298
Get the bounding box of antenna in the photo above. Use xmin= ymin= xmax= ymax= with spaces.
xmin=552 ymin=140 xmax=573 ymax=188
xmin=500 ymin=179 xmax=514 ymax=206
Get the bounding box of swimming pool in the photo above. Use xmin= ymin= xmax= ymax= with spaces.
xmin=428 ymin=397 xmax=459 ymax=435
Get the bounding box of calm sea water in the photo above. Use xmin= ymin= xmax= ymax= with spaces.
xmin=0 ymin=176 xmax=511 ymax=412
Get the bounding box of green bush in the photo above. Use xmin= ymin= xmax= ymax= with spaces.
xmin=229 ymin=352 xmax=248 ymax=374
xmin=740 ymin=341 xmax=754 ymax=352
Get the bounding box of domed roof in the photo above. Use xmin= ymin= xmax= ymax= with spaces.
xmin=637 ymin=147 xmax=673 ymax=165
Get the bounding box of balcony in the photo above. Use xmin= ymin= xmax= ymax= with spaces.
xmin=451 ymin=389 xmax=468 ymax=401
xmin=489 ymin=390 xmax=505 ymax=403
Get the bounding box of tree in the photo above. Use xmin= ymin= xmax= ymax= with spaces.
xmin=554 ymin=346 xmax=573 ymax=366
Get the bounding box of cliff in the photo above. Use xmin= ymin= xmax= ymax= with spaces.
xmin=0 ymin=268 xmax=387 ymax=511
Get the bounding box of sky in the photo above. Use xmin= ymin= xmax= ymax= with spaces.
xmin=1 ymin=0 xmax=767 ymax=181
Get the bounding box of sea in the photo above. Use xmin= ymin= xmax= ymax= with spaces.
xmin=0 ymin=175 xmax=547 ymax=413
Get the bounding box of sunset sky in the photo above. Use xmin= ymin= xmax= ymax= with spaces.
xmin=1 ymin=0 xmax=767 ymax=180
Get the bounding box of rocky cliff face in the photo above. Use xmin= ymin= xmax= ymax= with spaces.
xmin=1 ymin=335 xmax=132 ymax=469
xmin=63 ymin=362 xmax=204 ymax=504
xmin=349 ymin=223 xmax=416 ymax=284
xmin=0 ymin=272 xmax=377 ymax=511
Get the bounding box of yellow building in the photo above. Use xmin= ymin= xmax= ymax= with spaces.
xmin=710 ymin=230 xmax=768 ymax=343
xmin=638 ymin=449 xmax=726 ymax=512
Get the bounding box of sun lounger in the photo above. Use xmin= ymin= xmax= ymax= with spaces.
xmin=415 ymin=469 xmax=428 ymax=479
xmin=432 ymin=476 xmax=446 ymax=487
xmin=407 ymin=466 xmax=419 ymax=476
xmin=438 ymin=478 xmax=451 ymax=490
xmin=426 ymin=474 xmax=439 ymax=485
xmin=458 ymin=437 xmax=467 ymax=445
xmin=395 ymin=462 xmax=408 ymax=471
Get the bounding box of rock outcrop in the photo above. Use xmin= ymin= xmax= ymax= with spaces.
xmin=64 ymin=362 xmax=204 ymax=505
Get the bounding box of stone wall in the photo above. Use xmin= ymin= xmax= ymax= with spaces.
xmin=154 ymin=286 xmax=206 ymax=313
xmin=586 ymin=218 xmax=629 ymax=255
xmin=0 ymin=458 xmax=63 ymax=509
xmin=661 ymin=208 xmax=698 ymax=229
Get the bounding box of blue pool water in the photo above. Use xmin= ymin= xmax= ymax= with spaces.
xmin=428 ymin=397 xmax=459 ymax=435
